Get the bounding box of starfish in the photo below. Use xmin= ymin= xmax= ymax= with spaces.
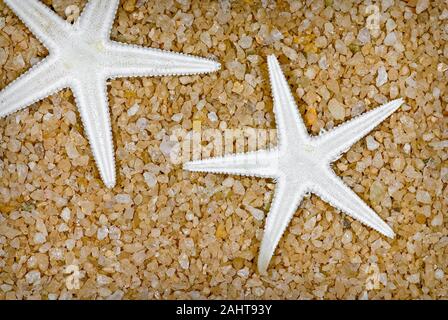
xmin=184 ymin=55 xmax=403 ymax=274
xmin=0 ymin=0 xmax=220 ymax=188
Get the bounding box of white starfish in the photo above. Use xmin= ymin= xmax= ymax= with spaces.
xmin=184 ymin=55 xmax=403 ymax=274
xmin=0 ymin=0 xmax=220 ymax=188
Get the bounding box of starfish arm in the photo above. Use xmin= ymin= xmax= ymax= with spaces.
xmin=267 ymin=55 xmax=310 ymax=146
xmin=315 ymin=99 xmax=403 ymax=161
xmin=0 ymin=57 xmax=68 ymax=117
xmin=104 ymin=42 xmax=221 ymax=78
xmin=71 ymin=76 xmax=115 ymax=188
xmin=4 ymin=0 xmax=70 ymax=50
xmin=258 ymin=178 xmax=308 ymax=274
xmin=183 ymin=149 xmax=279 ymax=178
xmin=76 ymin=0 xmax=119 ymax=38
xmin=311 ymin=167 xmax=395 ymax=238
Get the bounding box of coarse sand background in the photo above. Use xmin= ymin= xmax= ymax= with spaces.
xmin=0 ymin=0 xmax=446 ymax=299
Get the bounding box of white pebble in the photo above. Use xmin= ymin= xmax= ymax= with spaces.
xmin=200 ymin=32 xmax=212 ymax=47
xmin=65 ymin=142 xmax=79 ymax=159
xmin=440 ymin=9 xmax=448 ymax=20
xmin=304 ymin=216 xmax=317 ymax=231
xmin=407 ymin=273 xmax=420 ymax=284
xmin=376 ymin=66 xmax=388 ymax=87
xmin=222 ymin=177 xmax=234 ymax=187
xmin=342 ymin=230 xmax=353 ymax=244
xmin=50 ymin=248 xmax=64 ymax=260
xmin=160 ymin=137 xmax=174 ymax=156
xmin=366 ymin=136 xmax=380 ymax=151
xmin=432 ymin=87 xmax=440 ymax=99
xmin=61 ymin=207 xmax=71 ymax=222
xmin=65 ymin=239 xmax=76 ymax=250
xmin=25 ymin=270 xmax=41 ymax=284
xmin=431 ymin=214 xmax=443 ymax=227
xmin=196 ymin=100 xmax=206 ymax=111
xmin=97 ymin=226 xmax=109 ymax=240
xmin=127 ymin=103 xmax=139 ymax=116
xmin=416 ymin=0 xmax=429 ymax=14
xmin=226 ymin=60 xmax=245 ymax=79
xmin=270 ymin=28 xmax=283 ymax=42
xmin=324 ymin=22 xmax=334 ymax=34
xmin=107 ymin=290 xmax=124 ymax=300
xmin=384 ymin=32 xmax=397 ymax=46
xmin=416 ymin=190 xmax=431 ymax=204
xmin=238 ymin=35 xmax=253 ymax=49
xmin=390 ymin=84 xmax=399 ymax=98
xmin=13 ymin=54 xmax=25 ymax=69
xmin=0 ymin=284 xmax=12 ymax=292
xmin=171 ymin=113 xmax=183 ymax=122
xmin=247 ymin=55 xmax=259 ymax=64
xmin=178 ymin=253 xmax=190 ymax=270
xmin=357 ymin=28 xmax=371 ymax=44
xmin=143 ymin=172 xmax=157 ymax=188
xmin=282 ymin=45 xmax=298 ymax=61
xmin=208 ymin=112 xmax=218 ymax=122
xmin=328 ymin=98 xmax=345 ymax=120
xmin=422 ymin=133 xmax=433 ymax=142
xmin=0 ymin=48 xmax=8 ymax=66
xmin=359 ymin=291 xmax=369 ymax=300
xmin=441 ymin=167 xmax=448 ymax=183
xmin=253 ymin=287 xmax=264 ymax=297
xmin=233 ymin=180 xmax=245 ymax=195
xmin=115 ymin=194 xmax=132 ymax=204
xmin=97 ymin=274 xmax=112 ymax=286
xmin=65 ymin=110 xmax=77 ymax=124
xmin=305 ymin=66 xmax=317 ymax=79
xmin=351 ymin=101 xmax=365 ymax=116
xmin=48 ymin=294 xmax=58 ymax=300
xmin=136 ymin=117 xmax=149 ymax=130
xmin=386 ymin=19 xmax=396 ymax=32
xmin=405 ymin=74 xmax=417 ymax=88
xmin=34 ymin=232 xmax=46 ymax=244
xmin=382 ymin=0 xmax=394 ymax=11
xmin=246 ymin=206 xmax=265 ymax=221
xmin=318 ymin=56 xmax=328 ymax=70
xmin=58 ymin=223 xmax=69 ymax=232
xmin=185 ymin=212 xmax=194 ymax=221
xmin=435 ymin=269 xmax=444 ymax=280
xmin=237 ymin=267 xmax=250 ymax=278
xmin=403 ymin=143 xmax=411 ymax=154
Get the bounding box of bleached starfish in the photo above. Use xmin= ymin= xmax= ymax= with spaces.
xmin=0 ymin=0 xmax=220 ymax=188
xmin=184 ymin=55 xmax=403 ymax=274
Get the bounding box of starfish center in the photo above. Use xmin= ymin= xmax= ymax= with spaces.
xmin=58 ymin=34 xmax=105 ymax=73
xmin=276 ymin=144 xmax=322 ymax=180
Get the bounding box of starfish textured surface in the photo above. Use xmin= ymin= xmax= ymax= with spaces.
xmin=184 ymin=55 xmax=403 ymax=274
xmin=0 ymin=0 xmax=220 ymax=188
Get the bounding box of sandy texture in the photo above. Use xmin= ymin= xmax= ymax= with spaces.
xmin=0 ymin=0 xmax=447 ymax=299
